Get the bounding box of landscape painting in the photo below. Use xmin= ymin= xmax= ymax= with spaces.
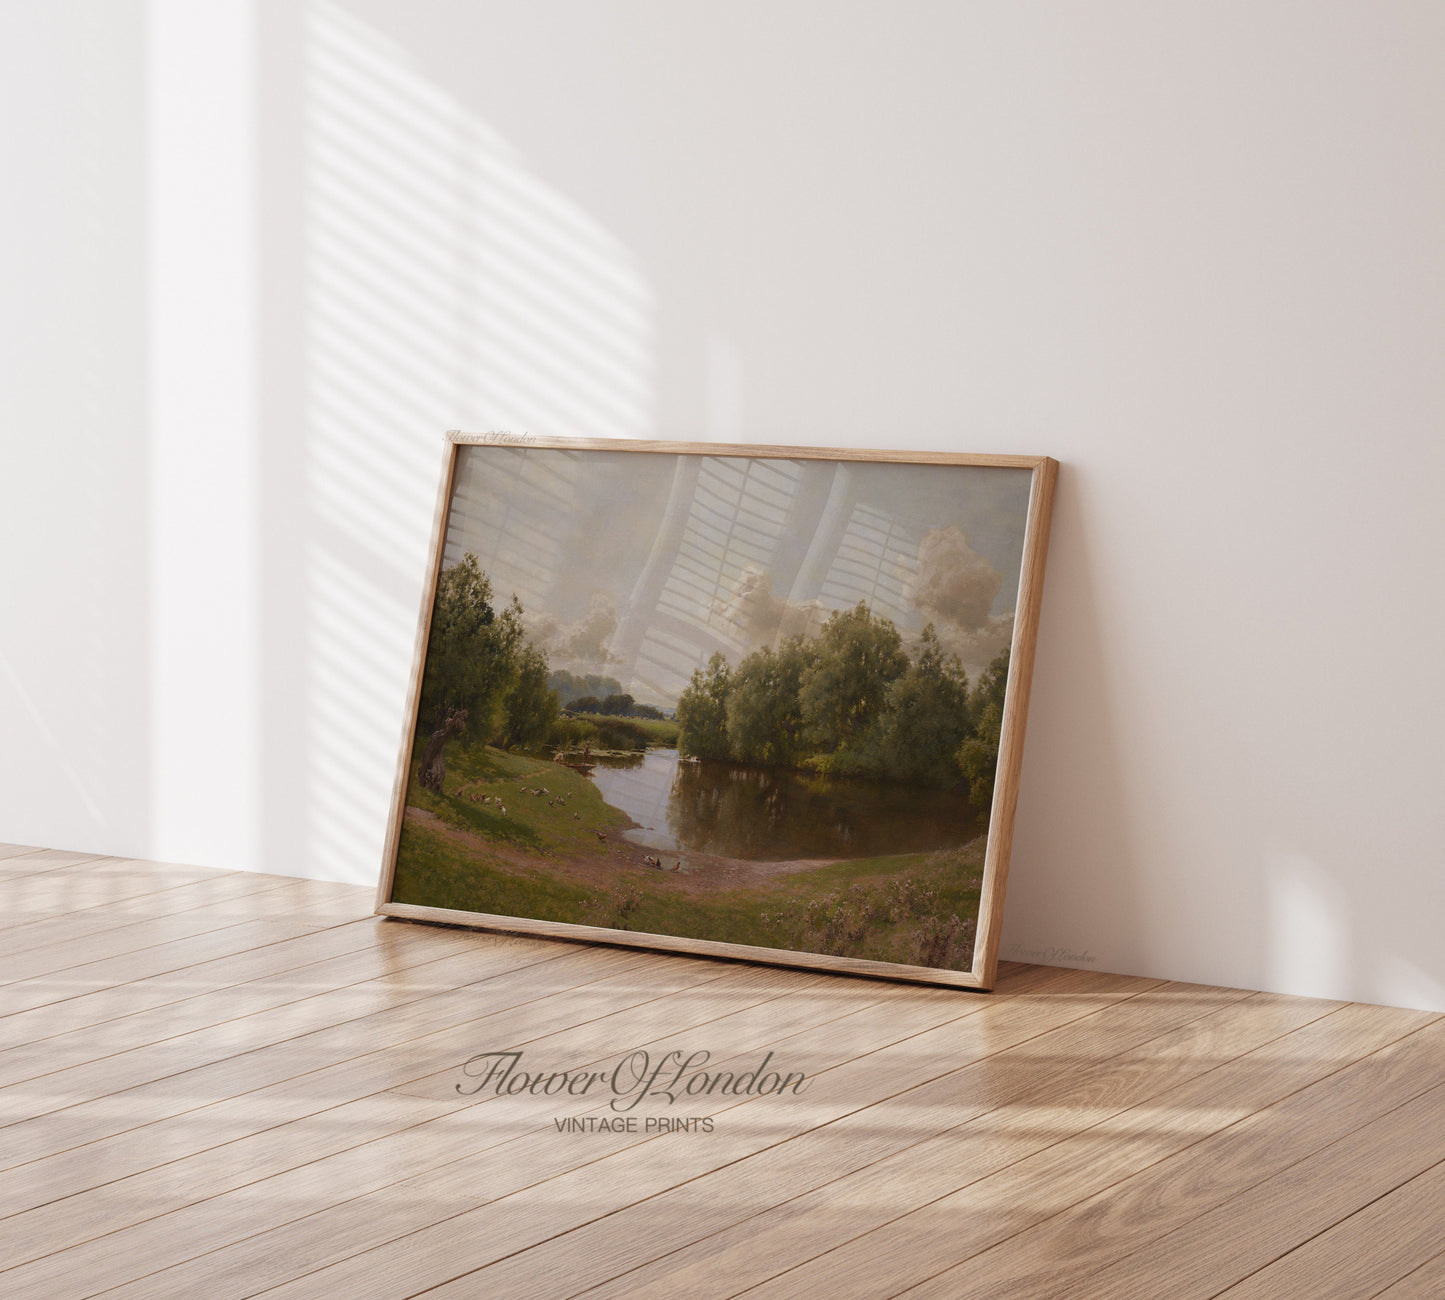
xmin=378 ymin=436 xmax=1055 ymax=988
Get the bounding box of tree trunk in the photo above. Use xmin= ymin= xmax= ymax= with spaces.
xmin=420 ymin=709 xmax=467 ymax=793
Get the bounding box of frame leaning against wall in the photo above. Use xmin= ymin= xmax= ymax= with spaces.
xmin=376 ymin=433 xmax=1057 ymax=991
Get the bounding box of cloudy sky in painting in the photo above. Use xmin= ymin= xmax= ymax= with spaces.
xmin=441 ymin=445 xmax=1033 ymax=708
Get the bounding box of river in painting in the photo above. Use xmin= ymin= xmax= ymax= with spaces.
xmin=588 ymin=748 xmax=983 ymax=861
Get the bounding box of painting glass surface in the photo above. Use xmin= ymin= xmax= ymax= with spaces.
xmin=386 ymin=443 xmax=1042 ymax=982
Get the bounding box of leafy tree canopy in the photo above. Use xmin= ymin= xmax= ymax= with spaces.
xmin=548 ymin=670 xmax=623 ymax=705
xmin=725 ymin=637 xmax=815 ymax=767
xmin=418 ymin=552 xmax=524 ymax=744
xmin=868 ymin=624 xmax=971 ymax=783
xmin=799 ymin=602 xmax=908 ymax=754
xmin=673 ymin=607 xmax=1008 ymax=792
xmin=956 ymin=647 xmax=1010 ymax=809
xmin=676 ymin=652 xmax=732 ymax=761
xmin=500 ymin=642 xmax=559 ymax=749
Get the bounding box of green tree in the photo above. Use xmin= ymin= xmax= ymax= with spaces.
xmin=548 ymin=671 xmax=623 ymax=706
xmin=799 ymin=603 xmax=908 ymax=755
xmin=725 ymin=636 xmax=814 ymax=766
xmin=870 ymin=624 xmax=971 ymax=784
xmin=500 ymin=642 xmax=559 ymax=749
xmin=676 ymin=651 xmax=732 ymax=760
xmin=970 ymin=645 xmax=1009 ymax=727
xmin=418 ymin=553 xmax=525 ymax=743
xmin=955 ymin=647 xmax=1010 ymax=810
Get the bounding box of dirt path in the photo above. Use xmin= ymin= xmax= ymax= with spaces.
xmin=404 ymin=806 xmax=842 ymax=897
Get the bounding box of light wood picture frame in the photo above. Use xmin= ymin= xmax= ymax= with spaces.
xmin=377 ymin=434 xmax=1056 ymax=990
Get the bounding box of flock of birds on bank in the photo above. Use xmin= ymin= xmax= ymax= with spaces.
xmin=459 ymin=778 xmax=570 ymax=821
xmin=451 ymin=776 xmax=681 ymax=872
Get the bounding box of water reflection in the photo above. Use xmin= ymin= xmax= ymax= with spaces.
xmin=589 ymin=748 xmax=982 ymax=860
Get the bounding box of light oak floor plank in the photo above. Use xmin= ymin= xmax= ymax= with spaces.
xmin=1372 ymin=1250 xmax=1445 ymax=1298
xmin=877 ymin=1014 xmax=1445 ymax=1300
xmin=1009 ymin=1072 xmax=1445 ymax=1300
xmin=0 ymin=868 xmax=302 ymax=950
xmin=0 ymin=919 xmax=354 ymax=1017
xmin=0 ymin=934 xmax=610 ymax=1185
xmin=0 ymin=854 xmax=1438 ymax=1300
xmin=16 ymin=961 xmax=833 ymax=1297
xmin=0 ymin=950 xmax=759 ymax=1295
xmin=0 ymin=879 xmax=374 ymax=1017
xmin=0 ymin=919 xmax=483 ymax=1090
xmin=0 ymin=875 xmax=370 ymax=985
xmin=0 ymin=943 xmax=708 ymax=1215
xmin=82 ymin=970 xmax=876 ymax=1299
xmin=1212 ymin=1157 xmax=1445 ymax=1299
xmin=440 ymin=977 xmax=1255 ymax=1299
xmin=0 ymin=918 xmax=490 ymax=1123
xmin=567 ymin=987 xmax=1337 ymax=1300
xmin=0 ymin=914 xmax=419 ymax=1051
xmin=231 ymin=970 xmax=1128 ymax=1299
xmin=699 ymin=1007 xmax=1439 ymax=1299
xmin=0 ymin=848 xmax=115 ymax=881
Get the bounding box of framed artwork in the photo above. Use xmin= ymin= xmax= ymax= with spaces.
xmin=377 ymin=434 xmax=1056 ymax=990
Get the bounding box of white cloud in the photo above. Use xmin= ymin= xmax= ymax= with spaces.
xmin=905 ymin=525 xmax=1013 ymax=677
xmin=711 ymin=567 xmax=829 ymax=648
xmin=528 ymin=592 xmax=619 ymax=668
xmin=905 ymin=525 xmax=1002 ymax=631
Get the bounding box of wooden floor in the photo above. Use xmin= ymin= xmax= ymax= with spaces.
xmin=1 ymin=849 xmax=1442 ymax=1300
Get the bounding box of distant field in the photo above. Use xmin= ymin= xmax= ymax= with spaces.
xmin=630 ymin=717 xmax=681 ymax=745
xmin=556 ymin=713 xmax=681 ymax=751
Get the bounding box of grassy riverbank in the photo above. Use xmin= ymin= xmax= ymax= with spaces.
xmin=391 ymin=742 xmax=984 ymax=970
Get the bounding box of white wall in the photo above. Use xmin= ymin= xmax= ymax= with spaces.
xmin=3 ymin=1 xmax=1442 ymax=1010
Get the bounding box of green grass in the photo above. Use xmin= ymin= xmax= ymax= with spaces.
xmin=630 ymin=717 xmax=681 ymax=746
xmin=392 ymin=742 xmax=985 ymax=972
xmin=399 ymin=743 xmax=631 ymax=859
xmin=393 ymin=822 xmax=596 ymax=923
